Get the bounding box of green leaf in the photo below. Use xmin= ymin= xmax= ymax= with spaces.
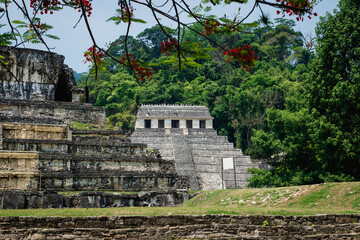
xmin=184 ymin=61 xmax=202 ymax=67
xmin=219 ymin=17 xmax=231 ymax=23
xmin=159 ymin=59 xmax=177 ymax=64
xmin=204 ymin=6 xmax=212 ymax=12
xmin=12 ymin=20 xmax=26 ymax=24
xmin=45 ymin=34 xmax=60 ymax=40
xmin=243 ymin=21 xmax=259 ymax=28
xmin=131 ymin=18 xmax=147 ymax=24
xmin=107 ymin=16 xmax=121 ymax=22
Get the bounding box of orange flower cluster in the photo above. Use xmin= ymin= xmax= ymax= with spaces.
xmin=223 ymin=45 xmax=258 ymax=72
xmin=275 ymin=0 xmax=317 ymax=21
xmin=201 ymin=20 xmax=220 ymax=36
xmin=160 ymin=39 xmax=177 ymax=56
xmin=119 ymin=54 xmax=153 ymax=81
xmin=83 ymin=46 xmax=104 ymax=65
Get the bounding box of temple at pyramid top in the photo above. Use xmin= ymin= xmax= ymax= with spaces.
xmin=135 ymin=104 xmax=214 ymax=129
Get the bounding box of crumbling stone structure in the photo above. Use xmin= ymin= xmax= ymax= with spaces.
xmin=131 ymin=105 xmax=259 ymax=190
xmin=0 ymin=190 xmax=190 ymax=209
xmin=0 ymin=47 xmax=188 ymax=192
xmin=0 ymin=214 xmax=359 ymax=239
xmin=0 ymin=47 xmax=82 ymax=102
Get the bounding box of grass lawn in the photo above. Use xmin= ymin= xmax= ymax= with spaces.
xmin=1 ymin=182 xmax=359 ymax=217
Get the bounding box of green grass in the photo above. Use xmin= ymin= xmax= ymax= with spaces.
xmin=1 ymin=182 xmax=360 ymax=217
xmin=295 ymin=183 xmax=333 ymax=207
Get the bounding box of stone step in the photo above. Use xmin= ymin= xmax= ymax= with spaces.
xmin=185 ymin=135 xmax=229 ymax=143
xmin=192 ymin=156 xmax=252 ymax=164
xmin=3 ymin=138 xmax=69 ymax=153
xmin=3 ymin=139 xmax=148 ymax=155
xmin=187 ymin=129 xmax=219 ymax=135
xmin=190 ymin=144 xmax=236 ymax=150
xmin=72 ymin=135 xmax=131 ymax=144
xmin=191 ymin=149 xmax=245 ymax=157
xmin=72 ymin=129 xmax=129 ymax=138
xmin=0 ymin=112 xmax=65 ymax=125
xmin=193 ymin=164 xmax=254 ymax=175
xmin=39 ymin=152 xmax=175 ymax=174
xmin=139 ymin=143 xmax=173 ymax=148
xmin=40 ymin=170 xmax=176 ymax=178
xmin=1 ymin=122 xmax=69 ymax=141
xmin=39 ymin=152 xmax=163 ymax=162
xmin=41 ymin=174 xmax=182 ymax=191
xmin=131 ymin=136 xmax=173 ymax=143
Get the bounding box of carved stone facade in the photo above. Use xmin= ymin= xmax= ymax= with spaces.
xmin=0 ymin=47 xmax=83 ymax=102
xmin=131 ymin=105 xmax=259 ymax=190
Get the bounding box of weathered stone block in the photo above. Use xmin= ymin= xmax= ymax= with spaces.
xmin=0 ymin=191 xmax=25 ymax=209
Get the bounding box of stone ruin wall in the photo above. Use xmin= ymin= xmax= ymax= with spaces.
xmin=0 ymin=214 xmax=359 ymax=239
xmin=0 ymin=47 xmax=106 ymax=125
xmin=0 ymin=190 xmax=189 ymax=209
xmin=0 ymin=99 xmax=106 ymax=125
xmin=0 ymin=47 xmax=74 ymax=101
xmin=0 ymin=151 xmax=39 ymax=190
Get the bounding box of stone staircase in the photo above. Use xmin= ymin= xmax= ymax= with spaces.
xmin=131 ymin=128 xmax=259 ymax=190
xmin=171 ymin=135 xmax=200 ymax=190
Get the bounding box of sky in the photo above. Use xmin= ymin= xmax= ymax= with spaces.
xmin=4 ymin=0 xmax=340 ymax=73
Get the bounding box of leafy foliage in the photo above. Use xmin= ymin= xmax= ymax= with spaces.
xmin=247 ymin=0 xmax=360 ymax=187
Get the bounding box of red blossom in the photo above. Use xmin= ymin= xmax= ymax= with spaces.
xmin=27 ymin=21 xmax=50 ymax=32
xmin=201 ymin=20 xmax=221 ymax=36
xmin=160 ymin=38 xmax=177 ymax=56
xmin=30 ymin=0 xmax=93 ymax=17
xmin=83 ymin=46 xmax=105 ymax=65
xmin=275 ymin=0 xmax=317 ymax=21
xmin=119 ymin=54 xmax=153 ymax=81
xmin=223 ymin=44 xmax=258 ymax=72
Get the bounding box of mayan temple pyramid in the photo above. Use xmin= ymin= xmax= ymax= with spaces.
xmin=131 ymin=104 xmax=260 ymax=190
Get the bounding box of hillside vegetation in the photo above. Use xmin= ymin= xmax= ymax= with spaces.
xmin=1 ymin=182 xmax=359 ymax=217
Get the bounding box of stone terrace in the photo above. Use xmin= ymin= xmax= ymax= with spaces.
xmin=0 ymin=122 xmax=188 ymax=191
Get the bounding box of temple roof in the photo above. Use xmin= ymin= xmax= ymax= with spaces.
xmin=137 ymin=104 xmax=213 ymax=119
